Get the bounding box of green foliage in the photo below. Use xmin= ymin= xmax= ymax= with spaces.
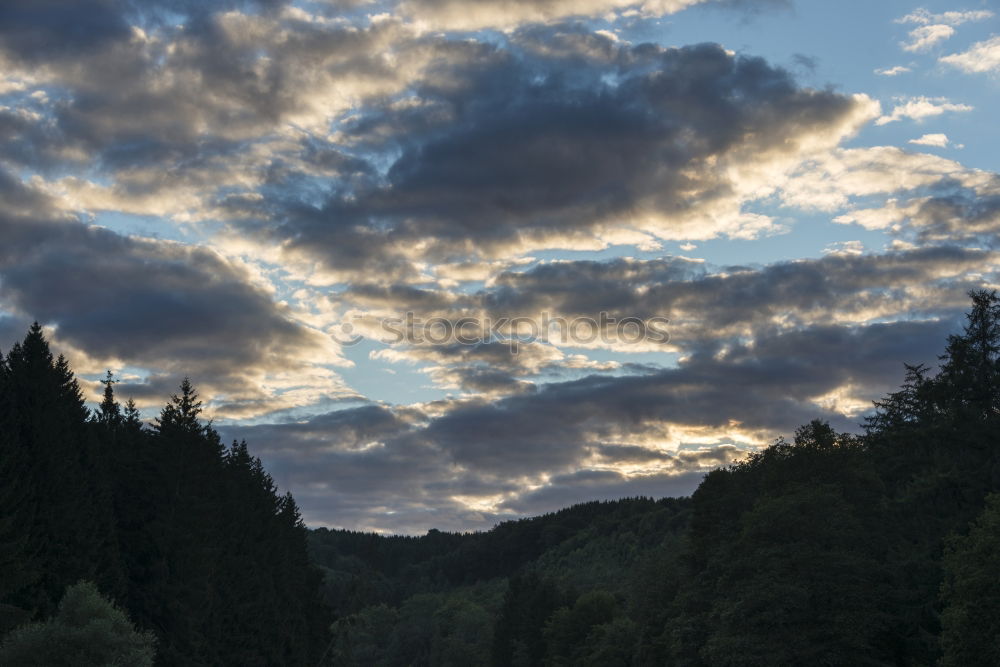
xmin=492 ymin=573 xmax=567 ymax=667
xmin=327 ymin=589 xmax=497 ymax=667
xmin=0 ymin=581 xmax=155 ymax=666
xmin=939 ymin=493 xmax=1000 ymax=666
xmin=576 ymin=616 xmax=638 ymax=667
xmin=328 ymin=603 xmax=400 ymax=666
xmin=430 ymin=594 xmax=495 ymax=666
xmin=543 ymin=590 xmax=619 ymax=666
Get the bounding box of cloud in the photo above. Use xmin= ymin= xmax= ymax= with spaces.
xmin=396 ymin=0 xmax=729 ymax=31
xmin=220 ymin=314 xmax=962 ymax=532
xmin=895 ymin=8 xmax=993 ymax=27
xmin=250 ymin=38 xmax=875 ymax=279
xmin=779 ymin=146 xmax=988 ymax=213
xmin=0 ymin=1 xmax=293 ymax=64
xmin=822 ymin=240 xmax=865 ymax=256
xmin=907 ymin=188 xmax=1000 ymax=246
xmin=371 ymin=340 xmax=618 ymax=396
xmin=0 ymin=0 xmax=133 ymax=64
xmin=909 ymin=133 xmax=950 ymax=148
xmin=0 ymin=9 xmax=435 ymax=184
xmin=482 ymin=247 xmax=990 ymax=338
xmin=777 ymin=144 xmax=1000 ymax=246
xmin=0 ymin=0 xmax=792 ymax=182
xmin=874 ymin=65 xmax=911 ymax=76
xmin=213 ymin=220 xmax=996 ymax=532
xmin=2 ymin=7 xmax=874 ymax=282
xmin=902 ymin=24 xmax=955 ymax=52
xmin=325 ymin=244 xmax=994 ymax=405
xmin=941 ymin=36 xmax=1000 ymax=74
xmin=893 ymin=8 xmax=994 ymax=54
xmin=876 ymin=96 xmax=973 ymax=125
xmin=0 ymin=170 xmax=352 ymax=419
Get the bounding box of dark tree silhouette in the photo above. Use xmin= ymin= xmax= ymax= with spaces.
xmin=0 ymin=326 xmax=330 ymax=665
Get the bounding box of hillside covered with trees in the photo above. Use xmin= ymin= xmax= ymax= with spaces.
xmin=3 ymin=291 xmax=1000 ymax=666
xmin=309 ymin=291 xmax=1000 ymax=666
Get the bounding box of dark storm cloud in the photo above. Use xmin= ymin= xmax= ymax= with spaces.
xmin=218 ymin=401 xmax=723 ymax=531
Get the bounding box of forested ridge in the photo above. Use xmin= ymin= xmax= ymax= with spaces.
xmin=309 ymin=291 xmax=1000 ymax=667
xmin=4 ymin=291 xmax=1000 ymax=665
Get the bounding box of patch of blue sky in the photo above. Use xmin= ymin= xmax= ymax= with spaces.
xmin=216 ymin=395 xmax=375 ymax=427
xmin=691 ymin=223 xmax=890 ymax=268
xmin=92 ymin=210 xmax=200 ymax=243
xmin=520 ymin=215 xmax=891 ymax=273
xmin=80 ymin=364 xmax=152 ymax=385
xmin=550 ymin=345 xmax=679 ymax=369
xmin=524 ymin=244 xmax=678 ymax=265
xmin=294 ymin=0 xmax=398 ymax=23
xmin=338 ymin=337 xmax=452 ymax=405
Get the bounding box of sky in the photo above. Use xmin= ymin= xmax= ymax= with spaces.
xmin=1 ymin=0 xmax=998 ymax=533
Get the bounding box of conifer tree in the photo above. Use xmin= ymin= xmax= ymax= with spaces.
xmin=1 ymin=326 xmax=331 ymax=664
xmin=937 ymin=289 xmax=1000 ymax=420
xmin=0 ymin=347 xmax=39 ymax=635
xmin=0 ymin=325 xmax=121 ymax=617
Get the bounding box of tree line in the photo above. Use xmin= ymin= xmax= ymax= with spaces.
xmin=0 ymin=324 xmax=330 ymax=665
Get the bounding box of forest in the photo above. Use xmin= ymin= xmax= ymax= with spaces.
xmin=0 ymin=326 xmax=329 ymax=665
xmin=3 ymin=291 xmax=1000 ymax=665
